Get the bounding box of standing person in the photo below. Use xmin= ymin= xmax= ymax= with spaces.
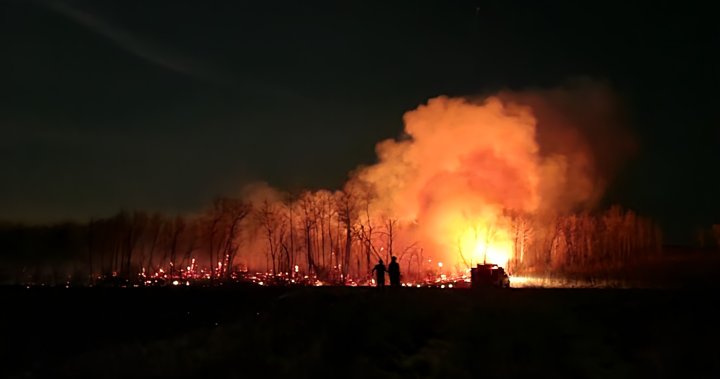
xmin=388 ymin=256 xmax=401 ymax=287
xmin=371 ymin=259 xmax=386 ymax=288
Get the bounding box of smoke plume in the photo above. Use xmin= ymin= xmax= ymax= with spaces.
xmin=349 ymin=81 xmax=632 ymax=269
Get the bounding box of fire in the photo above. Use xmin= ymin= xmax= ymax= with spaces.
xmin=353 ymin=94 xmax=598 ymax=271
xmin=448 ymin=212 xmax=514 ymax=267
xmin=354 ymin=97 xmax=539 ymax=270
xmin=453 ymin=220 xmax=513 ymax=268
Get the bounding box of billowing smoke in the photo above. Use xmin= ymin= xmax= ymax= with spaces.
xmin=348 ymin=81 xmax=632 ymax=269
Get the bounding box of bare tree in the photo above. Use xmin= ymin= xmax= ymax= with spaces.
xmin=255 ymin=200 xmax=286 ymax=274
xmin=299 ymin=192 xmax=319 ymax=275
xmin=222 ymin=199 xmax=252 ymax=278
xmin=335 ymin=190 xmax=358 ymax=282
xmin=355 ymin=188 xmax=382 ymax=277
xmin=121 ymin=211 xmax=148 ymax=278
xmin=141 ymin=213 xmax=164 ymax=275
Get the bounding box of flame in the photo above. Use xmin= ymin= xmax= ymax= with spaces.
xmin=355 ymin=97 xmax=533 ymax=269
xmin=451 ymin=218 xmax=514 ymax=268
xmin=353 ymin=95 xmax=596 ymax=271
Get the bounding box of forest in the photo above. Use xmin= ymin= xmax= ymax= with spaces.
xmin=0 ymin=185 xmax=665 ymax=286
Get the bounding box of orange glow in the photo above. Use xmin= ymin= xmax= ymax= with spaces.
xmin=351 ymin=95 xmax=600 ymax=271
xmin=354 ymin=97 xmax=544 ymax=270
xmin=453 ymin=218 xmax=514 ymax=268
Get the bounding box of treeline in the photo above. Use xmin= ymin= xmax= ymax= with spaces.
xmin=0 ymin=189 xmax=394 ymax=284
xmin=506 ymin=206 xmax=663 ymax=276
xmin=0 ymin=189 xmax=663 ymax=285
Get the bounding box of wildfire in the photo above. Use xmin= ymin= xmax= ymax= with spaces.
xmin=53 ymin=85 xmax=638 ymax=289
xmin=453 ymin=220 xmax=514 ymax=268
xmin=354 ymin=96 xmax=553 ymax=270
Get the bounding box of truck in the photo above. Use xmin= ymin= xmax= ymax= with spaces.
xmin=470 ymin=263 xmax=510 ymax=288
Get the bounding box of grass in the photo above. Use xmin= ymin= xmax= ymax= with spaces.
xmin=3 ymin=286 xmax=719 ymax=378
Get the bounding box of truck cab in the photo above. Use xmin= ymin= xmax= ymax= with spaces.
xmin=470 ymin=263 xmax=510 ymax=288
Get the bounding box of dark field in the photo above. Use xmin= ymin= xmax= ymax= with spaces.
xmin=2 ymin=286 xmax=719 ymax=379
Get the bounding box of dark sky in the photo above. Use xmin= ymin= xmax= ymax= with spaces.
xmin=1 ymin=0 xmax=718 ymax=244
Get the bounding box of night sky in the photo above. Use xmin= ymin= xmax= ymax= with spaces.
xmin=1 ymin=1 xmax=718 ymax=244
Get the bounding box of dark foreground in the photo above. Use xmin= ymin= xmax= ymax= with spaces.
xmin=2 ymin=286 xmax=719 ymax=378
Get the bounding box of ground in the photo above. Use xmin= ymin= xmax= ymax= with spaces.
xmin=2 ymin=285 xmax=719 ymax=378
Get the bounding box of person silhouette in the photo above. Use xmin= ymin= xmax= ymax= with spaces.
xmin=388 ymin=256 xmax=401 ymax=287
xmin=371 ymin=259 xmax=386 ymax=288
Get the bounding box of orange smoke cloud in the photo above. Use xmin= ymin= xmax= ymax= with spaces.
xmin=353 ymin=88 xmax=615 ymax=270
